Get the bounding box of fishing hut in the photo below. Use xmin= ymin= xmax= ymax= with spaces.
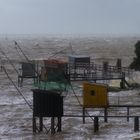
xmin=68 ymin=55 xmax=91 ymax=80
xmin=16 ymin=55 xmax=132 ymax=134
xmin=32 ymin=89 xmax=63 ymax=133
xmin=37 ymin=59 xmax=70 ymax=91
xmin=82 ymin=82 xmax=108 ymax=125
xmin=67 ymin=56 xmax=128 ymax=88
xmin=2 ymin=40 xmax=139 ymax=135
xmin=69 ymin=55 xmax=90 ymax=66
xmin=18 ymin=61 xmax=38 ymax=87
xmin=18 ymin=56 xmax=129 ymax=89
xmin=32 ymin=59 xmax=70 ymax=133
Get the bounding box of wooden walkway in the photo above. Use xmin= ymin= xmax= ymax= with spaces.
xmin=68 ymin=62 xmax=131 ymax=82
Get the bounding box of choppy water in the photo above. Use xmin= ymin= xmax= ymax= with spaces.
xmin=0 ymin=35 xmax=140 ymax=140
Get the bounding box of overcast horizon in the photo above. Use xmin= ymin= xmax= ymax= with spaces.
xmin=0 ymin=0 xmax=140 ymax=36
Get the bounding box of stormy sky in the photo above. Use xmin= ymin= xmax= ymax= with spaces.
xmin=0 ymin=0 xmax=140 ymax=35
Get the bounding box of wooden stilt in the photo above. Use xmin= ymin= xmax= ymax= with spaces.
xmin=57 ymin=117 xmax=62 ymax=132
xmin=33 ymin=117 xmax=36 ymax=133
xmin=94 ymin=117 xmax=99 ymax=132
xmin=104 ymin=108 xmax=108 ymax=122
xmin=134 ymin=116 xmax=139 ymax=132
xmin=39 ymin=117 xmax=43 ymax=132
xmin=83 ymin=107 xmax=85 ymax=124
xmin=127 ymin=107 xmax=129 ymax=122
xmin=51 ymin=117 xmax=55 ymax=134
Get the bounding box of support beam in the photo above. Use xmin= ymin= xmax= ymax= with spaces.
xmin=51 ymin=117 xmax=55 ymax=134
xmin=83 ymin=107 xmax=85 ymax=124
xmin=33 ymin=117 xmax=36 ymax=133
xmin=94 ymin=117 xmax=99 ymax=132
xmin=39 ymin=117 xmax=43 ymax=132
xmin=134 ymin=116 xmax=139 ymax=132
xmin=57 ymin=117 xmax=62 ymax=132
xmin=104 ymin=108 xmax=108 ymax=122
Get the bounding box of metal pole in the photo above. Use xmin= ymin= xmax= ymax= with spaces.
xmin=51 ymin=117 xmax=55 ymax=134
xmin=33 ymin=117 xmax=36 ymax=133
xmin=94 ymin=117 xmax=99 ymax=132
xmin=83 ymin=107 xmax=85 ymax=124
xmin=57 ymin=117 xmax=62 ymax=132
xmin=39 ymin=117 xmax=43 ymax=132
xmin=134 ymin=116 xmax=139 ymax=132
xmin=127 ymin=107 xmax=130 ymax=122
xmin=104 ymin=108 xmax=108 ymax=122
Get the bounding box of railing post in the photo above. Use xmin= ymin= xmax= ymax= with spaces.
xmin=33 ymin=117 xmax=36 ymax=133
xmin=134 ymin=116 xmax=139 ymax=132
xmin=83 ymin=107 xmax=85 ymax=124
xmin=127 ymin=107 xmax=129 ymax=122
xmin=39 ymin=117 xmax=43 ymax=132
xmin=116 ymin=59 xmax=122 ymax=73
xmin=94 ymin=116 xmax=99 ymax=132
xmin=57 ymin=117 xmax=62 ymax=132
xmin=51 ymin=117 xmax=55 ymax=134
xmin=120 ymin=72 xmax=125 ymax=89
xmin=103 ymin=61 xmax=108 ymax=77
xmin=104 ymin=108 xmax=108 ymax=122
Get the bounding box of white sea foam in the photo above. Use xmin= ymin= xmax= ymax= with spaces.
xmin=0 ymin=35 xmax=140 ymax=139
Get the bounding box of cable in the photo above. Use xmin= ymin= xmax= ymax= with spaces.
xmin=48 ymin=43 xmax=74 ymax=60
xmin=2 ymin=65 xmax=52 ymax=134
xmin=0 ymin=47 xmax=19 ymax=74
xmin=69 ymin=83 xmax=95 ymax=122
xmin=14 ymin=41 xmax=41 ymax=80
xmin=2 ymin=66 xmax=32 ymax=109
xmin=14 ymin=44 xmax=25 ymax=60
xmin=13 ymin=41 xmax=95 ymax=125
xmin=14 ymin=41 xmax=29 ymax=61
xmin=14 ymin=42 xmax=53 ymax=133
xmin=0 ymin=44 xmax=51 ymax=134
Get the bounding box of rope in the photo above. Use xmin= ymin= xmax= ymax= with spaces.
xmin=0 ymin=45 xmax=51 ymax=134
xmin=69 ymin=83 xmax=94 ymax=122
xmin=2 ymin=65 xmax=52 ymax=134
xmin=0 ymin=47 xmax=19 ymax=74
xmin=14 ymin=41 xmax=41 ymax=79
xmin=2 ymin=66 xmax=32 ymax=109
xmin=48 ymin=43 xmax=74 ymax=60
xmin=14 ymin=41 xmax=29 ymax=61
xmin=10 ymin=41 xmax=95 ymax=126
xmin=14 ymin=44 xmax=25 ymax=60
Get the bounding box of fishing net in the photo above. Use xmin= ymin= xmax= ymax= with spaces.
xmin=34 ymin=67 xmax=70 ymax=91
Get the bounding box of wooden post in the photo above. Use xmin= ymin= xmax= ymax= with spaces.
xmin=33 ymin=117 xmax=36 ymax=133
xmin=57 ymin=117 xmax=62 ymax=132
xmin=116 ymin=59 xmax=122 ymax=73
xmin=83 ymin=107 xmax=85 ymax=124
xmin=127 ymin=107 xmax=129 ymax=122
xmin=103 ymin=61 xmax=108 ymax=77
xmin=134 ymin=116 xmax=139 ymax=132
xmin=120 ymin=72 xmax=125 ymax=89
xmin=39 ymin=117 xmax=43 ymax=132
xmin=94 ymin=117 xmax=99 ymax=132
xmin=104 ymin=108 xmax=108 ymax=122
xmin=51 ymin=117 xmax=55 ymax=134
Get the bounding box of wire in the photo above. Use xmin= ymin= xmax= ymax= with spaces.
xmin=0 ymin=47 xmax=19 ymax=74
xmin=14 ymin=41 xmax=29 ymax=61
xmin=14 ymin=44 xmax=25 ymax=60
xmin=2 ymin=65 xmax=52 ymax=134
xmin=0 ymin=45 xmax=52 ymax=134
xmin=13 ymin=41 xmax=95 ymax=126
xmin=48 ymin=43 xmax=74 ymax=60
xmin=69 ymin=83 xmax=95 ymax=122
xmin=2 ymin=66 xmax=32 ymax=109
xmin=14 ymin=41 xmax=41 ymax=79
